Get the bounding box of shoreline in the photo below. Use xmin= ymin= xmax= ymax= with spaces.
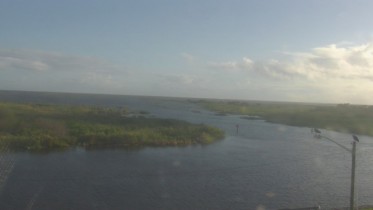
xmin=196 ymin=100 xmax=373 ymax=137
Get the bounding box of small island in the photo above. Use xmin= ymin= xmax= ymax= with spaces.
xmin=195 ymin=100 xmax=373 ymax=137
xmin=0 ymin=102 xmax=224 ymax=152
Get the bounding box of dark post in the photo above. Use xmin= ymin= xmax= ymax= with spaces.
xmin=350 ymin=141 xmax=356 ymax=210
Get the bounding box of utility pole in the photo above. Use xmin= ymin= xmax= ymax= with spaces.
xmin=312 ymin=130 xmax=359 ymax=210
xmin=350 ymin=140 xmax=357 ymax=210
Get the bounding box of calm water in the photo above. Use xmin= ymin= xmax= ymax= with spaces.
xmin=0 ymin=91 xmax=373 ymax=209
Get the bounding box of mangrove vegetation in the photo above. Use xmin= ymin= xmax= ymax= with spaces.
xmin=0 ymin=102 xmax=224 ymax=152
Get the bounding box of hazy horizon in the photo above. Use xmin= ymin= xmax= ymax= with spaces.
xmin=1 ymin=1 xmax=373 ymax=104
xmin=0 ymin=89 xmax=353 ymax=106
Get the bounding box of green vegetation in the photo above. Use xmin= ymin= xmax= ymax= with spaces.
xmin=0 ymin=102 xmax=224 ymax=152
xmin=196 ymin=100 xmax=373 ymax=136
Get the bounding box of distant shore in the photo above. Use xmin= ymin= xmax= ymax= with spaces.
xmin=195 ymin=100 xmax=373 ymax=137
xmin=0 ymin=102 xmax=224 ymax=152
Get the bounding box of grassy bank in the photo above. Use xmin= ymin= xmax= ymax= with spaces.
xmin=0 ymin=102 xmax=224 ymax=152
xmin=196 ymin=100 xmax=373 ymax=137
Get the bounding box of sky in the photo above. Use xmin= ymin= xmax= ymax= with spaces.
xmin=1 ymin=0 xmax=373 ymax=104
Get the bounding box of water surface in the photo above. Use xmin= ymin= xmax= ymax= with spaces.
xmin=0 ymin=91 xmax=372 ymax=209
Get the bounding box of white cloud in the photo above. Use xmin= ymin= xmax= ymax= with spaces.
xmin=209 ymin=43 xmax=373 ymax=81
xmin=207 ymin=42 xmax=373 ymax=103
xmin=181 ymin=52 xmax=196 ymax=64
xmin=208 ymin=57 xmax=253 ymax=72
xmin=208 ymin=61 xmax=238 ymax=70
xmin=0 ymin=55 xmax=49 ymax=72
xmin=285 ymin=43 xmax=373 ymax=80
xmin=80 ymin=72 xmax=122 ymax=89
xmin=0 ymin=48 xmax=128 ymax=93
xmin=0 ymin=49 xmax=121 ymax=73
xmin=157 ymin=74 xmax=203 ymax=85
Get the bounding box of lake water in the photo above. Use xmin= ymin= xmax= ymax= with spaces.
xmin=0 ymin=91 xmax=373 ymax=209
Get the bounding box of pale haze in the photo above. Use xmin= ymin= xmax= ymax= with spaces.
xmin=1 ymin=0 xmax=373 ymax=104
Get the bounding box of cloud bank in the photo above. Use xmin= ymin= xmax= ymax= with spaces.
xmin=210 ymin=43 xmax=373 ymax=80
xmin=206 ymin=42 xmax=373 ymax=104
xmin=1 ymin=43 xmax=373 ymax=104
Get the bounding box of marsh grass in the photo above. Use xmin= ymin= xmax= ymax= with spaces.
xmin=197 ymin=100 xmax=373 ymax=136
xmin=0 ymin=102 xmax=224 ymax=152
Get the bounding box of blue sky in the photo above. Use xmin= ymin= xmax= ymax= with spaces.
xmin=1 ymin=0 xmax=373 ymax=104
